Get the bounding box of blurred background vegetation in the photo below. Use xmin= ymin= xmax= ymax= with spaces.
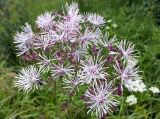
xmin=0 ymin=0 xmax=160 ymax=118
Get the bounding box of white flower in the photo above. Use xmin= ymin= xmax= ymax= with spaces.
xmin=84 ymin=81 xmax=119 ymax=118
xmin=14 ymin=65 xmax=45 ymax=93
xmin=36 ymin=12 xmax=55 ymax=30
xmin=125 ymin=79 xmax=146 ymax=93
xmin=149 ymin=87 xmax=160 ymax=94
xmin=87 ymin=13 xmax=106 ymax=27
xmin=14 ymin=23 xmax=34 ymax=56
xmin=80 ymin=53 xmax=107 ymax=84
xmin=51 ymin=63 xmax=74 ymax=80
xmin=97 ymin=31 xmax=117 ymax=47
xmin=115 ymin=40 xmax=138 ymax=65
xmin=126 ymin=95 xmax=137 ymax=106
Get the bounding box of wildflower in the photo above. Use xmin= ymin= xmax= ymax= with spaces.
xmin=14 ymin=65 xmax=45 ymax=93
xmin=57 ymin=21 xmax=79 ymax=42
xmin=116 ymin=40 xmax=138 ymax=65
xmin=14 ymin=23 xmax=34 ymax=56
xmin=114 ymin=61 xmax=140 ymax=80
xmin=124 ymin=79 xmax=146 ymax=93
xmin=80 ymin=54 xmax=107 ymax=84
xmin=97 ymin=32 xmax=117 ymax=48
xmin=65 ymin=2 xmax=82 ymax=26
xmin=149 ymin=87 xmax=160 ymax=94
xmin=34 ymin=34 xmax=56 ymax=50
xmin=51 ymin=63 xmax=74 ymax=80
xmin=114 ymin=61 xmax=141 ymax=90
xmin=126 ymin=95 xmax=137 ymax=106
xmin=65 ymin=2 xmax=79 ymax=17
xmin=63 ymin=72 xmax=82 ymax=92
xmin=13 ymin=2 xmax=145 ymax=118
xmin=80 ymin=28 xmax=101 ymax=47
xmin=68 ymin=48 xmax=86 ymax=62
xmin=84 ymin=81 xmax=119 ymax=118
xmin=87 ymin=13 xmax=106 ymax=27
xmin=56 ymin=2 xmax=82 ymax=42
xmin=37 ymin=53 xmax=55 ymax=71
xmin=89 ymin=28 xmax=102 ymax=44
xmin=49 ymin=30 xmax=66 ymax=43
xmin=36 ymin=12 xmax=55 ymax=30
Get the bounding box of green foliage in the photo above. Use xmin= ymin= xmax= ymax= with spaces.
xmin=0 ymin=0 xmax=160 ymax=118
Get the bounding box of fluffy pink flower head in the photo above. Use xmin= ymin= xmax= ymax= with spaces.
xmin=80 ymin=53 xmax=107 ymax=84
xmin=84 ymin=81 xmax=119 ymax=118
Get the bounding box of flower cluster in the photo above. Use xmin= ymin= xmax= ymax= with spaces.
xmin=125 ymin=79 xmax=146 ymax=93
xmin=126 ymin=95 xmax=137 ymax=106
xmin=13 ymin=2 xmax=154 ymax=118
xmin=149 ymin=87 xmax=160 ymax=94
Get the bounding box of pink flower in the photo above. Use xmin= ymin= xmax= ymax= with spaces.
xmin=51 ymin=63 xmax=74 ymax=80
xmin=97 ymin=32 xmax=117 ymax=48
xmin=14 ymin=23 xmax=34 ymax=56
xmin=68 ymin=48 xmax=86 ymax=62
xmin=87 ymin=13 xmax=106 ymax=27
xmin=114 ymin=61 xmax=141 ymax=90
xmin=37 ymin=53 xmax=55 ymax=71
xmin=35 ymin=34 xmax=56 ymax=50
xmin=84 ymin=81 xmax=119 ymax=118
xmin=36 ymin=12 xmax=55 ymax=31
xmin=63 ymin=71 xmax=83 ymax=92
xmin=116 ymin=40 xmax=138 ymax=65
xmin=80 ymin=53 xmax=107 ymax=84
xmin=80 ymin=28 xmax=101 ymax=47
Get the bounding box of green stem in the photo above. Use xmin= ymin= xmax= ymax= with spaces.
xmin=53 ymin=80 xmax=57 ymax=105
